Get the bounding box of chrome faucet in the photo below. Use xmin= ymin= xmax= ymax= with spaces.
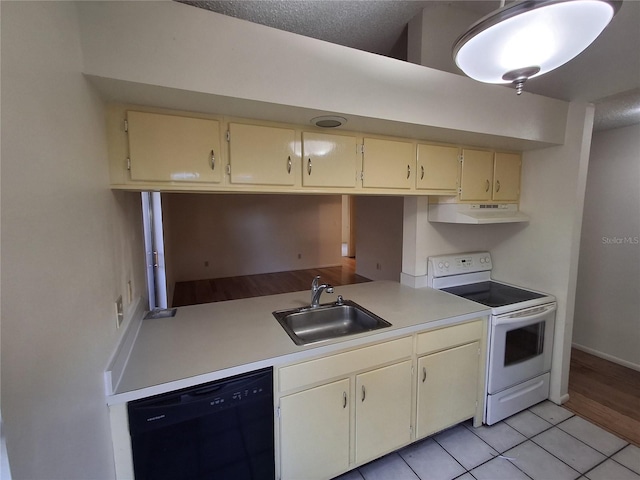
xmin=310 ymin=275 xmax=334 ymax=308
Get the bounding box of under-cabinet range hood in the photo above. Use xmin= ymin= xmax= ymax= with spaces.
xmin=428 ymin=203 xmax=529 ymax=224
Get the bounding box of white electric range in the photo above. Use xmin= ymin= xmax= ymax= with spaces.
xmin=427 ymin=251 xmax=556 ymax=425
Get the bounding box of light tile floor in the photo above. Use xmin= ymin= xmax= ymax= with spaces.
xmin=333 ymin=401 xmax=640 ymax=480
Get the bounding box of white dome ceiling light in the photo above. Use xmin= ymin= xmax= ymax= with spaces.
xmin=453 ymin=0 xmax=621 ymax=95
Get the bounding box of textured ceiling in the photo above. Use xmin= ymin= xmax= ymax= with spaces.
xmin=180 ymin=0 xmax=640 ymax=130
xmin=182 ymin=1 xmax=435 ymax=57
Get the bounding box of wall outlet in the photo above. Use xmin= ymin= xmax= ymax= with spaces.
xmin=204 ymin=260 xmax=209 ymax=267
xmin=376 ymin=263 xmax=382 ymax=270
xmin=115 ymin=295 xmax=124 ymax=329
xmin=127 ymin=281 xmax=133 ymax=304
xmin=297 ymin=253 xmax=302 ymax=259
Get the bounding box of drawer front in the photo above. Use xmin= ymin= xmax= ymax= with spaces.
xmin=279 ymin=336 xmax=412 ymax=392
xmin=416 ymin=320 xmax=483 ymax=356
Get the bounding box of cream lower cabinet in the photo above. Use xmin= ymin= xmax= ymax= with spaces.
xmin=279 ymin=378 xmax=351 ymax=480
xmin=275 ymin=322 xmax=485 ymax=480
xmin=277 ymin=337 xmax=412 ymax=480
xmin=279 ymin=360 xmax=412 ymax=480
xmin=415 ymin=320 xmax=485 ymax=439
xmin=416 ymin=342 xmax=480 ymax=438
xmin=355 ymin=360 xmax=412 ymax=463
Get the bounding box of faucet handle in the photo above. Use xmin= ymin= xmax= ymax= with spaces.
xmin=311 ymin=275 xmax=321 ymax=291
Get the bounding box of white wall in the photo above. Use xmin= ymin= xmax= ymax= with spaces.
xmin=573 ymin=124 xmax=640 ymax=369
xmin=355 ymin=196 xmax=404 ymax=281
xmin=1 ymin=3 xmax=146 ymax=478
xmin=163 ymin=194 xmax=343 ymax=283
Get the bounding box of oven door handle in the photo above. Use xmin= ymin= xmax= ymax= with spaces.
xmin=493 ymin=303 xmax=556 ymax=326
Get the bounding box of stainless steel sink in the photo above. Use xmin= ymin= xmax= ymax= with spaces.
xmin=273 ymin=299 xmax=391 ymax=346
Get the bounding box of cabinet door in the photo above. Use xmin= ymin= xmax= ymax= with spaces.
xmin=228 ymin=123 xmax=296 ymax=186
xmin=362 ymin=138 xmax=414 ymax=189
xmin=279 ymin=379 xmax=350 ymax=480
xmin=127 ymin=111 xmax=222 ymax=183
xmin=459 ymin=149 xmax=494 ymax=201
xmin=416 ymin=342 xmax=479 ymax=439
xmin=302 ymin=132 xmax=358 ymax=188
xmin=493 ymin=152 xmax=521 ymax=201
xmin=416 ymin=144 xmax=459 ymax=192
xmin=355 ymin=360 xmax=412 ymax=464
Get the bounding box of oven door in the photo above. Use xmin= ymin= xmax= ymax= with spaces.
xmin=487 ymin=303 xmax=556 ymax=394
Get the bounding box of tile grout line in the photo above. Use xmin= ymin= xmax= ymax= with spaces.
xmin=431 ymin=432 xmax=476 ymax=476
xmin=522 ymin=408 xmax=635 ymax=478
xmin=462 ymin=422 xmax=535 ymax=480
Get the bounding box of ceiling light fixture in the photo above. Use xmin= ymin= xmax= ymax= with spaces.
xmin=453 ymin=0 xmax=621 ymax=95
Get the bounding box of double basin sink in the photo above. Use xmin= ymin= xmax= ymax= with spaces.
xmin=273 ymin=298 xmax=391 ymax=346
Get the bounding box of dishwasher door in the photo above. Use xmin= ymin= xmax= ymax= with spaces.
xmin=128 ymin=367 xmax=274 ymax=480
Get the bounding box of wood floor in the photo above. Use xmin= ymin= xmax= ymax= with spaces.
xmin=173 ymin=265 xmax=638 ymax=447
xmin=565 ymin=348 xmax=640 ymax=447
xmin=172 ymin=257 xmax=370 ymax=307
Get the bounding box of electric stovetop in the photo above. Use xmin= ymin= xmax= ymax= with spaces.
xmin=442 ymin=281 xmax=546 ymax=308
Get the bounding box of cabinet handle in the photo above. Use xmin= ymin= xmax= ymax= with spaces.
xmin=422 ymin=367 xmax=427 ymax=383
xmin=496 ymin=180 xmax=501 ymax=192
xmin=307 ymin=158 xmax=312 ymax=176
xmin=420 ymin=165 xmax=425 ymax=180
xmin=361 ymin=385 xmax=366 ymax=402
xmin=343 ymin=391 xmax=347 ymax=408
xmin=485 ymin=179 xmax=490 ymax=192
xmin=407 ymin=165 xmax=411 ymax=179
xmin=287 ymin=156 xmax=292 ymax=174
xmin=210 ymin=150 xmax=215 ymax=171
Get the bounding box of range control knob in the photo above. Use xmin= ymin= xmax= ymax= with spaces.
xmin=438 ymin=262 xmax=444 ymax=269
xmin=444 ymin=262 xmax=450 ymax=268
xmin=480 ymin=257 xmax=485 ymax=264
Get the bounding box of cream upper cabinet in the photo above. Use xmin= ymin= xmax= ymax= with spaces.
xmin=416 ymin=342 xmax=480 ymax=439
xmin=279 ymin=379 xmax=350 ymax=480
xmin=459 ymin=149 xmax=522 ymax=202
xmin=416 ymin=144 xmax=459 ymax=192
xmin=459 ymin=148 xmax=494 ymax=201
xmin=126 ymin=111 xmax=223 ymax=183
xmin=228 ymin=123 xmax=296 ymax=186
xmin=362 ymin=137 xmax=415 ymax=189
xmin=302 ymin=132 xmax=358 ymax=188
xmin=493 ymin=152 xmax=522 ymax=201
xmin=355 ymin=360 xmax=412 ymax=464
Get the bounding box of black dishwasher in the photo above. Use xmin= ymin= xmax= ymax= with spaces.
xmin=128 ymin=367 xmax=274 ymax=480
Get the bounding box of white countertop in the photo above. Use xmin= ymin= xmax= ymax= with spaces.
xmin=109 ymin=281 xmax=490 ymax=404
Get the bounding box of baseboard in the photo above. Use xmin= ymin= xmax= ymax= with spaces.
xmin=572 ymin=342 xmax=640 ymax=372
